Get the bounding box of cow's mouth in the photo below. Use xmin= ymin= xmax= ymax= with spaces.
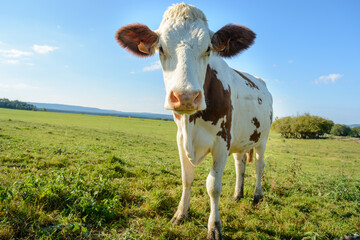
xmin=174 ymin=109 xmax=198 ymax=115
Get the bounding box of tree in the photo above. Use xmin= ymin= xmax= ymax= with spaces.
xmin=272 ymin=114 xmax=334 ymax=139
xmin=330 ymin=124 xmax=352 ymax=136
xmin=350 ymin=127 xmax=360 ymax=138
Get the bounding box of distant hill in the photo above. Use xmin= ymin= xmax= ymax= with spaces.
xmin=29 ymin=102 xmax=173 ymax=121
xmin=349 ymin=124 xmax=360 ymax=128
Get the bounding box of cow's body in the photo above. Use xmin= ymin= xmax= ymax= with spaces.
xmin=115 ymin=4 xmax=273 ymax=239
xmin=175 ymin=56 xmax=272 ymax=165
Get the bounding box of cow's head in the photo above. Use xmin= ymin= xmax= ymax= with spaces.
xmin=116 ymin=3 xmax=255 ymax=115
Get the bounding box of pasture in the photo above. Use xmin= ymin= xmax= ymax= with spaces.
xmin=0 ymin=108 xmax=359 ymax=239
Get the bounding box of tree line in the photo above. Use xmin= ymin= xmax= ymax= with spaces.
xmin=331 ymin=124 xmax=360 ymax=138
xmin=0 ymin=98 xmax=39 ymax=111
xmin=272 ymin=113 xmax=359 ymax=139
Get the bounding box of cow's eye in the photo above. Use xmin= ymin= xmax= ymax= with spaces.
xmin=159 ymin=46 xmax=164 ymax=55
xmin=205 ymin=46 xmax=211 ymax=56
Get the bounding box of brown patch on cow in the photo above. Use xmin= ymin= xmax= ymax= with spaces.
xmin=212 ymin=24 xmax=256 ymax=58
xmin=258 ymin=97 xmax=262 ymax=104
xmin=252 ymin=117 xmax=260 ymax=128
xmin=217 ymin=119 xmax=231 ymax=149
xmin=246 ymin=149 xmax=253 ymax=163
xmin=250 ymin=130 xmax=261 ymax=143
xmin=250 ymin=117 xmax=261 ymax=142
xmin=190 ymin=65 xmax=233 ymax=150
xmin=233 ymin=70 xmax=259 ymax=90
xmin=173 ymin=113 xmax=181 ymax=121
xmin=116 ymin=23 xmax=158 ymax=57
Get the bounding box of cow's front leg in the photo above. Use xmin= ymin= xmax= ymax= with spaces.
xmin=207 ymin=143 xmax=228 ymax=240
xmin=171 ymin=132 xmax=194 ymax=225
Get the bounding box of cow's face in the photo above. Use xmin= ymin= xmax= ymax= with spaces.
xmin=157 ymin=18 xmax=211 ymax=115
xmin=116 ymin=4 xmax=255 ymax=115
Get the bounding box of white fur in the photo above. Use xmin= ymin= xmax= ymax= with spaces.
xmin=156 ymin=5 xmax=210 ymax=111
xmin=161 ymin=3 xmax=208 ymax=26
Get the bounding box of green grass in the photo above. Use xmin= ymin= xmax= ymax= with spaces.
xmin=0 ymin=108 xmax=359 ymax=239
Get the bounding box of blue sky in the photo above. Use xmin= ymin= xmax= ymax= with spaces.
xmin=0 ymin=0 xmax=359 ymax=124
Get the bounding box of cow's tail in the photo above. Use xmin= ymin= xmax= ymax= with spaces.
xmin=246 ymin=149 xmax=254 ymax=163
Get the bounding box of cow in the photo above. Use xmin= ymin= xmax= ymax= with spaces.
xmin=115 ymin=3 xmax=273 ymax=240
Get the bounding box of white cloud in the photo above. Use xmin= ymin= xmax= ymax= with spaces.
xmin=2 ymin=59 xmax=20 ymax=64
xmin=0 ymin=49 xmax=33 ymax=58
xmin=0 ymin=44 xmax=58 ymax=65
xmin=143 ymin=60 xmax=162 ymax=72
xmin=288 ymin=59 xmax=294 ymax=64
xmin=32 ymin=44 xmax=59 ymax=54
xmin=57 ymin=25 xmax=61 ymax=29
xmin=315 ymin=73 xmax=343 ymax=85
xmin=0 ymin=83 xmax=40 ymax=90
xmin=269 ymin=79 xmax=284 ymax=84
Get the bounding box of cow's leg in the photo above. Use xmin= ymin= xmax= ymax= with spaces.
xmin=171 ymin=132 xmax=194 ymax=225
xmin=207 ymin=143 xmax=228 ymax=240
xmin=232 ymin=153 xmax=246 ymax=201
xmin=253 ymin=142 xmax=266 ymax=205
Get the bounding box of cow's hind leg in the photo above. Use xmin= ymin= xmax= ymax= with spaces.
xmin=253 ymin=142 xmax=266 ymax=205
xmin=232 ymin=153 xmax=246 ymax=201
xmin=171 ymin=133 xmax=194 ymax=224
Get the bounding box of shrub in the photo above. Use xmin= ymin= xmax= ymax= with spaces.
xmin=330 ymin=124 xmax=352 ymax=136
xmin=350 ymin=127 xmax=360 ymax=138
xmin=272 ymin=114 xmax=334 ymax=139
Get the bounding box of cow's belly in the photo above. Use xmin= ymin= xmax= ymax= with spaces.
xmin=229 ymin=97 xmax=272 ymax=154
xmin=229 ymin=134 xmax=263 ymax=154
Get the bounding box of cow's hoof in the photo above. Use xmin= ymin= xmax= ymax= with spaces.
xmin=207 ymin=222 xmax=222 ymax=240
xmin=232 ymin=193 xmax=244 ymax=202
xmin=252 ymin=194 xmax=263 ymax=205
xmin=170 ymin=210 xmax=187 ymax=225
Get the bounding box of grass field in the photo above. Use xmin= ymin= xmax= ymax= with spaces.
xmin=0 ymin=108 xmax=359 ymax=239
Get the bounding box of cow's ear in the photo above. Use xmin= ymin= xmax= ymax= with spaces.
xmin=116 ymin=23 xmax=159 ymax=57
xmin=211 ymin=24 xmax=256 ymax=58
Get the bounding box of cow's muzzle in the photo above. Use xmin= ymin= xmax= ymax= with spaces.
xmin=167 ymin=90 xmax=203 ymax=114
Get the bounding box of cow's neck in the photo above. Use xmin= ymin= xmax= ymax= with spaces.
xmin=180 ymin=114 xmax=196 ymax=161
xmin=189 ymin=64 xmax=233 ymax=150
xmin=174 ymin=63 xmax=233 ymax=164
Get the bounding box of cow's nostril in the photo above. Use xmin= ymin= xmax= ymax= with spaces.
xmin=170 ymin=91 xmax=179 ymax=103
xmin=170 ymin=91 xmax=181 ymax=107
xmin=193 ymin=91 xmax=202 ymax=105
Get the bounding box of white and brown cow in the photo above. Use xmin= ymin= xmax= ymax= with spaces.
xmin=116 ymin=3 xmax=273 ymax=240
